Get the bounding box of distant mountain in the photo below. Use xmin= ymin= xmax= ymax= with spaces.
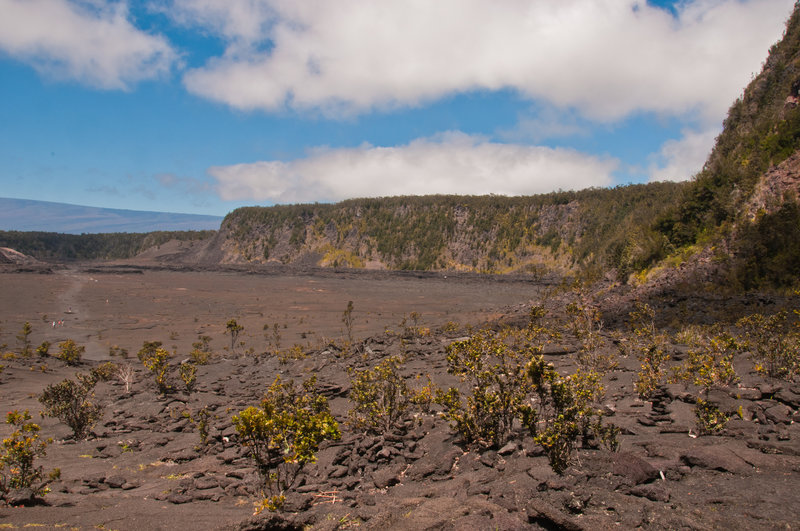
xmin=0 ymin=198 xmax=223 ymax=234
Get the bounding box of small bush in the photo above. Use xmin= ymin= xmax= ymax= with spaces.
xmin=190 ymin=407 xmax=211 ymax=445
xmin=39 ymin=372 xmax=102 ymax=440
xmin=626 ymin=303 xmax=670 ymax=400
xmin=90 ymin=361 xmax=119 ymax=382
xmin=0 ymin=410 xmax=59 ymax=504
xmin=190 ymin=335 xmax=212 ymax=365
xmin=672 ymin=328 xmax=740 ymax=389
xmin=277 ymin=344 xmax=306 ymax=364
xmin=695 ymin=398 xmax=729 ymax=435
xmin=138 ymin=343 xmax=171 ymax=394
xmin=179 ymin=362 xmax=197 ymax=393
xmin=35 ymin=341 xmax=50 ymax=358
xmin=348 ymin=356 xmax=411 ymax=433
xmin=438 ymin=327 xmax=549 ymax=449
xmin=232 ymin=376 xmax=340 ymax=511
xmin=342 ymin=301 xmax=355 ymax=343
xmin=521 ymin=360 xmax=617 ymax=474
xmin=57 ymin=339 xmax=85 ymax=366
xmin=108 ymin=345 xmax=128 ymax=358
xmin=737 ymin=312 xmax=799 ymax=380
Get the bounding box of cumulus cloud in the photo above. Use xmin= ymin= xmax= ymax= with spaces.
xmin=208 ymin=133 xmax=618 ymax=203
xmin=0 ymin=0 xmax=176 ymax=89
xmin=649 ymin=127 xmax=719 ymax=182
xmin=173 ymin=0 xmax=792 ymax=122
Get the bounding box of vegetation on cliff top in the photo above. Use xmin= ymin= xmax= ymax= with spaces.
xmin=221 ymin=182 xmax=684 ymax=277
xmin=0 ymin=230 xmax=215 ymax=262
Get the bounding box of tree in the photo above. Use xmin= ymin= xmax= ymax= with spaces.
xmin=17 ymin=322 xmax=32 ymax=357
xmin=226 ymin=319 xmax=243 ymax=352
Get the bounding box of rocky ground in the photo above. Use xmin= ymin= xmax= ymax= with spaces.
xmin=1 ymin=264 xmax=799 ymax=530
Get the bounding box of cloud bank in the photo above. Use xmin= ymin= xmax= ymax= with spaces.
xmin=0 ymin=0 xmax=176 ymax=89
xmin=209 ymin=133 xmax=618 ymax=203
xmin=175 ymin=0 xmax=792 ymax=122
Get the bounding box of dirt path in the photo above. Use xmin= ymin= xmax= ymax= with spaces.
xmin=46 ymin=268 xmax=108 ymax=360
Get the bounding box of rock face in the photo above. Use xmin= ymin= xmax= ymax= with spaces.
xmin=0 ymin=247 xmax=41 ymax=266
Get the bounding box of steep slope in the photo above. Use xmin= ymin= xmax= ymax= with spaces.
xmin=215 ymin=183 xmax=683 ymax=276
xmin=654 ymin=4 xmax=800 ymax=289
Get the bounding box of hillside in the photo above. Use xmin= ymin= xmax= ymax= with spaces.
xmin=0 ymin=230 xmax=216 ymax=262
xmin=654 ymin=4 xmax=800 ymax=289
xmin=213 ymin=183 xmax=685 ymax=278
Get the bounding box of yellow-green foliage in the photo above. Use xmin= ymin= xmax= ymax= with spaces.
xmin=277 ymin=344 xmax=306 ymax=364
xmin=225 ymin=318 xmax=243 ymax=352
xmin=0 ymin=410 xmax=58 ymax=502
xmin=39 ymin=372 xmax=102 ymax=440
xmin=695 ymin=398 xmax=730 ymax=435
xmin=737 ymin=311 xmax=799 ymax=380
xmin=672 ymin=327 xmax=739 ymax=389
xmin=232 ymin=376 xmax=340 ymax=511
xmin=57 ymin=339 xmax=85 ymax=366
xmin=521 ymin=361 xmax=617 ymax=474
xmin=625 ymin=303 xmax=671 ymax=400
xmin=138 ymin=342 xmax=172 ymax=394
xmin=438 ymin=327 xmax=549 ymax=449
xmin=566 ymin=287 xmax=617 ymax=374
xmin=321 ymin=245 xmax=365 ymax=268
xmin=348 ymin=356 xmax=410 ymax=433
xmin=179 ymin=362 xmax=197 ymax=393
xmin=222 ymin=183 xmax=684 ymax=276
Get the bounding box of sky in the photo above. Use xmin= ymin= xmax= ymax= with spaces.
xmin=0 ymin=0 xmax=795 ymax=217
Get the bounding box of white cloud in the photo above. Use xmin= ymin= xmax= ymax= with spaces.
xmin=0 ymin=0 xmax=176 ymax=89
xmin=649 ymin=127 xmax=719 ymax=182
xmin=174 ymin=0 xmax=793 ymax=122
xmin=208 ymin=132 xmax=618 ymax=203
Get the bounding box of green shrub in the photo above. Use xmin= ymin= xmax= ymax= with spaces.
xmin=672 ymin=328 xmax=740 ymax=389
xmin=348 ymin=356 xmax=411 ymax=433
xmin=17 ymin=322 xmax=32 ymax=357
xmin=38 ymin=372 xmax=102 ymax=440
xmin=179 ymin=362 xmax=197 ymax=393
xmin=0 ymin=410 xmax=59 ymax=504
xmin=232 ymin=376 xmax=340 ymax=511
xmin=737 ymin=312 xmax=799 ymax=380
xmin=521 ymin=360 xmax=617 ymax=474
xmin=90 ymin=361 xmax=119 ymax=382
xmin=624 ymin=303 xmax=670 ymax=399
xmin=190 ymin=407 xmax=211 ymax=445
xmin=437 ymin=328 xmax=546 ymax=449
xmin=57 ymin=339 xmax=84 ymax=366
xmin=138 ymin=343 xmax=172 ymax=394
xmin=695 ymin=398 xmax=730 ymax=435
xmin=35 ymin=341 xmax=50 ymax=358
xmin=277 ymin=344 xmax=306 ymax=364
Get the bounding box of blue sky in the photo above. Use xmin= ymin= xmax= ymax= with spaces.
xmin=0 ymin=0 xmax=794 ymax=216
